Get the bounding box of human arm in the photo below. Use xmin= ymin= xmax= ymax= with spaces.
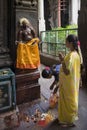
xmin=62 ymin=61 xmax=70 ymax=75
xmin=30 ymin=27 xmax=36 ymax=38
xmin=59 ymin=53 xmax=70 ymax=75
xmin=50 ymin=80 xmax=56 ymax=90
xmin=31 ymin=29 xmax=36 ymax=38
xmin=53 ymin=82 xmax=59 ymax=94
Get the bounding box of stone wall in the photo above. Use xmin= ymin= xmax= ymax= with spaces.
xmin=0 ymin=0 xmax=13 ymax=68
xmin=40 ymin=53 xmax=60 ymax=67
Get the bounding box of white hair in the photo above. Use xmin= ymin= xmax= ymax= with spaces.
xmin=19 ymin=17 xmax=30 ymax=26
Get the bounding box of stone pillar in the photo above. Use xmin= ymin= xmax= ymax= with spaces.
xmin=0 ymin=0 xmax=3 ymax=46
xmin=69 ymin=0 xmax=80 ymax=25
xmin=78 ymin=0 xmax=87 ymax=86
xmin=38 ymin=0 xmax=45 ymax=35
xmin=70 ymin=0 xmax=78 ymax=24
xmin=0 ymin=0 xmax=13 ymax=68
xmin=58 ymin=0 xmax=61 ymax=27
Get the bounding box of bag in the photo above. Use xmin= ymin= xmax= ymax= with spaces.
xmin=49 ymin=93 xmax=58 ymax=108
xmin=16 ymin=38 xmax=40 ymax=69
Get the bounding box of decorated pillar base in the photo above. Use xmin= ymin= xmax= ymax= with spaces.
xmin=15 ymin=69 xmax=40 ymax=105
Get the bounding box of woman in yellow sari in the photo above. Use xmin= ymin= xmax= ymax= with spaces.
xmin=58 ymin=34 xmax=80 ymax=127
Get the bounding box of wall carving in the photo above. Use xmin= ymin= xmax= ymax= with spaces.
xmin=15 ymin=0 xmax=38 ymax=36
xmin=0 ymin=0 xmax=38 ymax=68
xmin=15 ymin=0 xmax=37 ymax=8
xmin=47 ymin=0 xmax=69 ymax=28
xmin=48 ymin=0 xmax=58 ymax=28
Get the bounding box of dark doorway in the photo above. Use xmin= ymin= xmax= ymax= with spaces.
xmin=61 ymin=0 xmax=69 ymax=27
xmin=44 ymin=0 xmax=51 ymax=30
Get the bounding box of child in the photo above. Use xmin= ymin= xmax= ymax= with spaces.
xmin=42 ymin=64 xmax=61 ymax=94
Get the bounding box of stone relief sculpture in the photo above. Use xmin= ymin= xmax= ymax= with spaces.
xmin=15 ymin=0 xmax=37 ymax=7
xmin=16 ymin=18 xmax=40 ymax=70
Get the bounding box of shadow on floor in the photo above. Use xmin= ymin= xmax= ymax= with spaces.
xmin=43 ymin=88 xmax=87 ymax=130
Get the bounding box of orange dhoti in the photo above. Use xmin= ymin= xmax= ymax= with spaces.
xmin=16 ymin=38 xmax=40 ymax=69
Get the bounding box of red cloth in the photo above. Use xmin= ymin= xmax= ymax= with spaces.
xmin=77 ymin=41 xmax=80 ymax=46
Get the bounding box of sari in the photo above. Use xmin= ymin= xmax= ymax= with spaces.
xmin=16 ymin=38 xmax=40 ymax=69
xmin=58 ymin=51 xmax=80 ymax=124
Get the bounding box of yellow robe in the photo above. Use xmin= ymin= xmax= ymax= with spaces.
xmin=58 ymin=51 xmax=80 ymax=124
xmin=16 ymin=38 xmax=40 ymax=69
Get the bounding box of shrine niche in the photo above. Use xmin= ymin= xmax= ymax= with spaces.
xmin=15 ymin=0 xmax=41 ymax=104
xmin=15 ymin=0 xmax=38 ymax=37
xmin=0 ymin=0 xmax=40 ymax=104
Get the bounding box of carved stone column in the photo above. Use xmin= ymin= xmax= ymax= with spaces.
xmin=0 ymin=1 xmax=3 ymax=46
xmin=58 ymin=0 xmax=61 ymax=27
xmin=38 ymin=0 xmax=45 ymax=34
xmin=78 ymin=0 xmax=87 ymax=85
xmin=0 ymin=0 xmax=13 ymax=68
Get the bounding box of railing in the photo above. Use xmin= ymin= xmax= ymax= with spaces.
xmin=40 ymin=28 xmax=78 ymax=56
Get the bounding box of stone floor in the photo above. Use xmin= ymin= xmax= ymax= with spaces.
xmin=0 ymin=64 xmax=87 ymax=130
xmin=39 ymin=65 xmax=87 ymax=130
xmin=43 ymin=87 xmax=87 ymax=130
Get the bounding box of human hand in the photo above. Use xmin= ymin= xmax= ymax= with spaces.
xmin=58 ymin=52 xmax=64 ymax=62
xmin=15 ymin=41 xmax=19 ymax=45
xmin=53 ymin=86 xmax=59 ymax=94
xmin=62 ymin=61 xmax=66 ymax=69
xmin=62 ymin=61 xmax=70 ymax=75
xmin=50 ymin=81 xmax=56 ymax=90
